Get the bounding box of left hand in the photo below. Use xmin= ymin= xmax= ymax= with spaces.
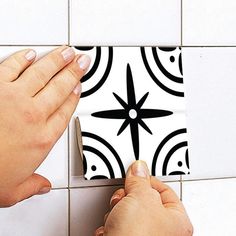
xmin=0 ymin=46 xmax=90 ymax=207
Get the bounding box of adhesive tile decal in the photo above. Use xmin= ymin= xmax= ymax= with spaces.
xmin=74 ymin=47 xmax=189 ymax=180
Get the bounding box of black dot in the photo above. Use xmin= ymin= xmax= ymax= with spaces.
xmin=170 ymin=56 xmax=175 ymax=62
xmin=178 ymin=161 xmax=182 ymax=167
xmin=91 ymin=165 xmax=97 ymax=171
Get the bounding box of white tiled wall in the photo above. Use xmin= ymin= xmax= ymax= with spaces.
xmin=1 ymin=1 xmax=236 ymax=235
xmin=0 ymin=190 xmax=68 ymax=236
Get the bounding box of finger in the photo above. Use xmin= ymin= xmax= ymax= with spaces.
xmin=0 ymin=49 xmax=36 ymax=82
xmin=16 ymin=46 xmax=75 ymax=96
xmin=95 ymin=226 xmax=104 ymax=236
xmin=125 ymin=161 xmax=151 ymax=196
xmin=150 ymin=176 xmax=182 ymax=207
xmin=0 ymin=174 xmax=51 ymax=207
xmin=110 ymin=188 xmax=125 ymax=209
xmin=46 ymin=85 xmax=81 ymax=140
xmin=35 ymin=54 xmax=90 ymax=117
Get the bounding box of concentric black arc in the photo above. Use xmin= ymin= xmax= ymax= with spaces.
xmin=82 ymin=131 xmax=125 ymax=178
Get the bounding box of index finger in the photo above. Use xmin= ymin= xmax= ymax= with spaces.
xmin=16 ymin=46 xmax=75 ymax=96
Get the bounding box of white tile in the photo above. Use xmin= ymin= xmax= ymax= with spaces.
xmin=0 ymin=0 xmax=68 ymax=45
xmin=182 ymin=179 xmax=236 ymax=236
xmin=183 ymin=47 xmax=236 ymax=179
xmin=0 ymin=190 xmax=68 ymax=236
xmin=183 ymin=0 xmax=236 ymax=45
xmin=36 ymin=130 xmax=68 ymax=188
xmin=70 ymin=0 xmax=181 ymax=45
xmin=0 ymin=46 xmax=69 ymax=187
xmin=70 ymin=182 xmax=180 ymax=236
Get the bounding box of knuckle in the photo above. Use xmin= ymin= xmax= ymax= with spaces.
xmin=51 ymin=79 xmax=67 ymax=98
xmin=47 ymin=53 xmax=62 ymax=69
xmin=66 ymin=67 xmax=80 ymax=83
xmin=22 ymin=106 xmax=44 ymax=124
xmin=12 ymin=55 xmax=24 ymax=68
xmin=30 ymin=67 xmax=48 ymax=88
xmin=0 ymin=64 xmax=19 ymax=78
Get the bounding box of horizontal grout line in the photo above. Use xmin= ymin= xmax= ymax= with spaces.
xmin=0 ymin=44 xmax=66 ymax=47
xmin=51 ymin=187 xmax=69 ymax=190
xmin=181 ymin=176 xmax=236 ymax=182
xmin=1 ymin=44 xmax=236 ymax=48
xmin=51 ymin=177 xmax=236 ymax=190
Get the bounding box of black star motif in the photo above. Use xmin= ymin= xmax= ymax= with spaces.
xmin=92 ymin=64 xmax=173 ymax=160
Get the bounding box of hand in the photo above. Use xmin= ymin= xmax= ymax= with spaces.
xmin=0 ymin=46 xmax=91 ymax=207
xmin=95 ymin=161 xmax=193 ymax=236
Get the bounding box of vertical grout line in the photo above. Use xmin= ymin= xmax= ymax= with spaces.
xmin=181 ymin=0 xmax=183 ymax=46
xmin=68 ymin=0 xmax=71 ymax=46
xmin=180 ymin=175 xmax=183 ymax=201
xmin=67 ymin=131 xmax=71 ymax=231
xmin=68 ymin=1 xmax=71 ymax=236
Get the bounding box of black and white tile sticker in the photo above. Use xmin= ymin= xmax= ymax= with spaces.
xmin=74 ymin=46 xmax=189 ymax=180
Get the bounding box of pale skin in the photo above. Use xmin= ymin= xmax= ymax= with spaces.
xmin=0 ymin=47 xmax=193 ymax=235
xmin=95 ymin=161 xmax=193 ymax=236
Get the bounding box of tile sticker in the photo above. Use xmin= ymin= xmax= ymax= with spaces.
xmin=74 ymin=46 xmax=189 ymax=180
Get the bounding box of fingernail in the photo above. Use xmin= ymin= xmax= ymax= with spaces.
xmin=25 ymin=50 xmax=36 ymax=61
xmin=37 ymin=187 xmax=51 ymax=195
xmin=73 ymin=83 xmax=82 ymax=95
xmin=131 ymin=161 xmax=149 ymax=178
xmin=110 ymin=194 xmax=121 ymax=205
xmin=77 ymin=55 xmax=91 ymax=70
xmin=61 ymin=47 xmax=75 ymax=61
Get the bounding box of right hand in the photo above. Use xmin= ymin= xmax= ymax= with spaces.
xmin=95 ymin=161 xmax=193 ymax=236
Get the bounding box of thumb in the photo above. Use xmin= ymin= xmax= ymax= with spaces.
xmin=0 ymin=173 xmax=51 ymax=207
xmin=125 ymin=160 xmax=151 ymax=195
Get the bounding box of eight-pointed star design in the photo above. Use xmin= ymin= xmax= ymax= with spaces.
xmin=92 ymin=64 xmax=173 ymax=160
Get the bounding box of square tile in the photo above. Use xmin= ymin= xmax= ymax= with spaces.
xmin=36 ymin=130 xmax=68 ymax=188
xmin=70 ymin=46 xmax=188 ymax=186
xmin=0 ymin=190 xmax=68 ymax=236
xmin=0 ymin=46 xmax=69 ymax=188
xmin=183 ymin=0 xmax=236 ymax=45
xmin=182 ymin=179 xmax=236 ymax=236
xmin=182 ymin=47 xmax=236 ymax=179
xmin=0 ymin=0 xmax=68 ymax=45
xmin=70 ymin=0 xmax=181 ymax=45
xmin=70 ymin=182 xmax=180 ymax=236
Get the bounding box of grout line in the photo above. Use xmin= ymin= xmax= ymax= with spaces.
xmin=69 ymin=179 xmax=181 ymax=189
xmin=180 ymin=175 xmax=183 ymax=201
xmin=50 ymin=175 xmax=236 ymax=191
xmin=181 ymin=0 xmax=183 ymax=46
xmin=68 ymin=188 xmax=71 ymax=236
xmin=68 ymin=0 xmax=71 ymax=46
xmin=1 ymin=44 xmax=236 ymax=48
xmin=67 ymin=2 xmax=71 ymax=235
xmin=181 ymin=176 xmax=236 ymax=182
xmin=51 ymin=187 xmax=69 ymax=190
xmin=0 ymin=45 xmax=63 ymax=47
xmin=67 ymin=127 xmax=71 ymax=236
